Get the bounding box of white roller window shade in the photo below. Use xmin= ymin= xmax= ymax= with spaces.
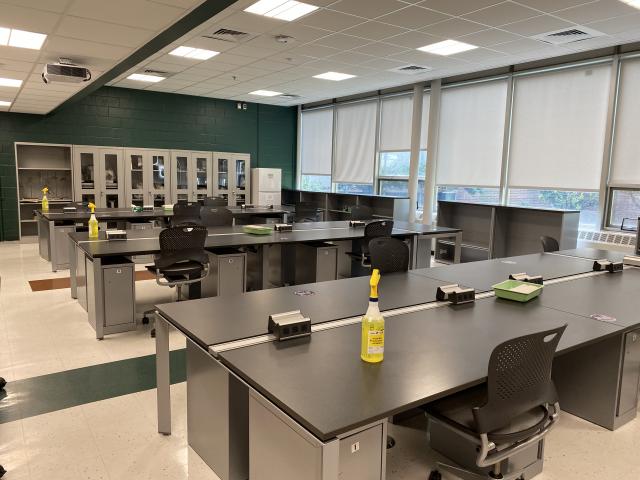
xmin=508 ymin=64 xmax=612 ymax=190
xmin=300 ymin=108 xmax=333 ymax=176
xmin=436 ymin=80 xmax=507 ymax=187
xmin=334 ymin=101 xmax=377 ymax=184
xmin=610 ymin=58 xmax=640 ymax=187
xmin=379 ymin=94 xmax=430 ymax=151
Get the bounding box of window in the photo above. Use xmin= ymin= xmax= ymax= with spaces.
xmin=300 ymin=175 xmax=331 ymax=192
xmin=335 ymin=183 xmax=374 ymax=194
xmin=507 ymin=64 xmax=611 ymax=229
xmin=509 ymin=189 xmax=600 ymax=231
xmin=609 ymin=189 xmax=640 ymax=228
xmin=300 ymin=108 xmax=333 ymax=191
xmin=437 ymin=186 xmax=500 ymax=205
xmin=378 ymin=151 xmax=427 ymax=205
xmin=380 ymin=180 xmax=425 ymax=204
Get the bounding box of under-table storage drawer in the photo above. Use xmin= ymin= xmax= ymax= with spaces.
xmin=618 ymin=329 xmax=640 ymax=417
xmin=103 ymin=264 xmax=135 ymax=327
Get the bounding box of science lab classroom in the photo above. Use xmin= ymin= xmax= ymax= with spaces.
xmin=4 ymin=1 xmax=640 ymax=480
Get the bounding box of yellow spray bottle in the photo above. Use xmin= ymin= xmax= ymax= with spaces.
xmin=88 ymin=202 xmax=99 ymax=239
xmin=41 ymin=187 xmax=49 ymax=212
xmin=361 ymin=268 xmax=384 ymax=363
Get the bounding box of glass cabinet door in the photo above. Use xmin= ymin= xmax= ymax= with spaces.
xmin=101 ymin=150 xmax=122 ymax=208
xmin=149 ymin=152 xmax=170 ymax=207
xmin=74 ymin=148 xmax=98 ymax=206
xmin=127 ymin=151 xmax=145 ymax=207
xmin=234 ymin=158 xmax=247 ymax=206
xmin=216 ymin=157 xmax=229 ymax=203
xmin=172 ymin=152 xmax=190 ymax=203
xmin=193 ymin=153 xmax=211 ymax=203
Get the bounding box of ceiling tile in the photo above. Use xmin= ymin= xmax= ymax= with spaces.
xmin=359 ymin=57 xmax=408 ymax=70
xmin=554 ymin=0 xmax=639 ymax=25
xmin=272 ymin=24 xmax=333 ymax=42
xmin=459 ymin=28 xmax=522 ymax=46
xmin=417 ymin=0 xmax=504 ymax=16
xmin=329 ymin=0 xmax=407 ymax=19
xmin=453 ymin=47 xmax=509 ymax=62
xmin=385 ymin=31 xmax=439 ymax=49
xmin=492 ymin=37 xmax=552 ymax=53
xmin=56 ymin=17 xmax=154 ymax=48
xmin=213 ymin=11 xmax=284 ymax=34
xmin=0 ymin=58 xmax=35 ymax=73
xmin=501 ymin=14 xmax=574 ymax=36
xmin=268 ymin=51 xmax=317 ymax=65
xmin=587 ymin=13 xmax=640 ymax=34
xmin=342 ymin=21 xmax=410 ymax=41
xmin=150 ymin=0 xmax=203 ymax=7
xmin=0 ymin=3 xmax=61 ymax=33
xmin=44 ymin=36 xmax=132 ymax=61
xmin=513 ymin=0 xmax=599 ymax=13
xmin=353 ymin=42 xmax=410 ymax=56
xmin=329 ymin=51 xmax=377 ymax=65
xmin=290 ymin=44 xmax=342 ymax=58
xmin=0 ymin=46 xmax=42 ymax=63
xmin=174 ymin=36 xmax=237 ymax=53
xmin=463 ymin=2 xmax=541 ymax=27
xmin=214 ymin=52 xmax=259 ymax=66
xmin=377 ymin=6 xmax=451 ymax=29
xmin=301 ymin=10 xmax=366 ymax=31
xmin=67 ymin=0 xmax=184 ymax=30
xmin=0 ymin=0 xmax=70 ymax=13
xmin=227 ymin=43 xmax=281 ymax=59
xmin=314 ymin=33 xmax=371 ymax=49
xmin=422 ymin=18 xmax=488 ymax=37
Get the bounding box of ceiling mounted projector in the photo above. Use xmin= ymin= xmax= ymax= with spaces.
xmin=42 ymin=59 xmax=91 ymax=84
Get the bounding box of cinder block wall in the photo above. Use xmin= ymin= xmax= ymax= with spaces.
xmin=0 ymin=87 xmax=298 ymax=240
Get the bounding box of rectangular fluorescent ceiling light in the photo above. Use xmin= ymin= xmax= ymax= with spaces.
xmin=313 ymin=71 xmax=356 ymax=81
xmin=250 ymin=90 xmax=282 ymax=97
xmin=127 ymin=73 xmax=165 ymax=83
xmin=0 ymin=77 xmax=22 ymax=88
xmin=170 ymin=46 xmax=219 ymax=60
xmin=0 ymin=27 xmax=47 ymax=50
xmin=418 ymin=39 xmax=477 ymax=56
xmin=620 ymin=0 xmax=640 ymax=9
xmin=245 ymin=0 xmax=318 ymax=21
xmin=0 ymin=100 xmax=11 ymax=107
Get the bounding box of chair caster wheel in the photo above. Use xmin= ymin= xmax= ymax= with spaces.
xmin=150 ymin=329 xmax=156 ymax=338
xmin=386 ymin=435 xmax=396 ymax=449
xmin=0 ymin=377 xmax=6 ymax=390
xmin=0 ymin=465 xmax=6 ymax=478
xmin=428 ymin=470 xmax=441 ymax=480
xmin=142 ymin=316 xmax=150 ymax=325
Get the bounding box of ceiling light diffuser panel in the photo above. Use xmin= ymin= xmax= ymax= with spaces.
xmin=245 ymin=0 xmax=318 ymax=21
xmin=250 ymin=90 xmax=283 ymax=96
xmin=313 ymin=72 xmax=356 ymax=81
xmin=0 ymin=100 xmax=11 ymax=107
xmin=0 ymin=78 xmax=22 ymax=88
xmin=127 ymin=73 xmax=165 ymax=83
xmin=170 ymin=46 xmax=219 ymax=60
xmin=0 ymin=27 xmax=47 ymax=50
xmin=418 ymin=40 xmax=477 ymax=56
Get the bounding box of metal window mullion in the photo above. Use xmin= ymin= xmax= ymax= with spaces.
xmin=296 ymin=105 xmax=302 ymax=189
xmin=373 ymin=96 xmax=382 ymax=194
xmin=500 ymin=73 xmax=515 ymax=205
xmin=602 ymin=55 xmax=622 ymax=228
xmin=330 ymin=104 xmax=337 ymax=193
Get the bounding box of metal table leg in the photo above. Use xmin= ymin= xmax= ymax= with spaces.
xmin=156 ymin=313 xmax=171 ymax=435
xmin=69 ymin=239 xmax=77 ymax=299
xmin=453 ymin=232 xmax=462 ymax=264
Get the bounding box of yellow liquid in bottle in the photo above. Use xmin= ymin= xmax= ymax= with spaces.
xmin=42 ymin=195 xmax=49 ymax=212
xmin=361 ymin=301 xmax=384 ymax=363
xmin=89 ymin=214 xmax=99 ymax=238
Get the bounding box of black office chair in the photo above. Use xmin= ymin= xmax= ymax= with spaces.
xmin=200 ymin=206 xmax=234 ymax=227
xmin=540 ymin=236 xmax=559 ymax=253
xmin=172 ymin=202 xmax=202 ymax=226
xmin=295 ymin=202 xmax=320 ymax=222
xmin=143 ymin=224 xmax=210 ymax=337
xmin=203 ymin=196 xmax=228 ymax=207
xmin=350 ymin=204 xmax=373 ymax=220
xmin=368 ymin=237 xmax=410 ymax=274
xmin=425 ymin=325 xmax=566 ymax=480
xmin=347 ymin=220 xmax=395 ymax=269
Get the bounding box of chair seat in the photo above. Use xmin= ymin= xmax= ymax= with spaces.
xmin=424 ymin=385 xmax=548 ymax=443
xmin=147 ymin=261 xmax=204 ymax=280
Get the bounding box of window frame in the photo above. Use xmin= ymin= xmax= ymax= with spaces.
xmin=605 ymin=187 xmax=640 ymax=228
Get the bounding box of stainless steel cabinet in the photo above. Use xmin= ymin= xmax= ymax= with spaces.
xmin=171 ymin=150 xmax=212 ymax=202
xmin=213 ymin=152 xmax=251 ymax=206
xmin=125 ymin=148 xmax=171 ymax=207
xmin=73 ymin=146 xmax=124 ymax=207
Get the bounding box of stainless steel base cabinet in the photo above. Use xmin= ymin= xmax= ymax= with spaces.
xmin=249 ymin=391 xmax=386 ymax=480
xmin=200 ymin=249 xmax=247 ymax=297
xmin=295 ymin=242 xmax=339 ymax=284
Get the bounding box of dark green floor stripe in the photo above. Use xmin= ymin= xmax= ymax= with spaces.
xmin=0 ymin=349 xmax=185 ymax=424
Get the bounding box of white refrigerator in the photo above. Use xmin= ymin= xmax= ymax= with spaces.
xmin=251 ymin=168 xmax=282 ymax=205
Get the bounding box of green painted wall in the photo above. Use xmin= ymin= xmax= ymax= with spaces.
xmin=0 ymin=86 xmax=297 ymax=241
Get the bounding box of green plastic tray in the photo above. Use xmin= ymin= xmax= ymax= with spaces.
xmin=493 ymin=279 xmax=543 ymax=302
xmin=243 ymin=225 xmax=273 ymax=235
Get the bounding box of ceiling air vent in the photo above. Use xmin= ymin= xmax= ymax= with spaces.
xmin=280 ymin=94 xmax=301 ymax=100
xmin=144 ymin=69 xmax=170 ymax=75
xmin=532 ymin=26 xmax=606 ymax=45
xmin=390 ymin=65 xmax=432 ymax=75
xmin=204 ymin=28 xmax=252 ymax=43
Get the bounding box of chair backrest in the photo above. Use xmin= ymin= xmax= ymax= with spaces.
xmin=540 ymin=236 xmax=559 ymax=253
xmin=172 ymin=202 xmax=202 ymax=226
xmin=157 ymin=224 xmax=209 ymax=269
xmin=350 ymin=205 xmax=373 ymax=220
xmin=296 ymin=202 xmax=320 ymax=222
xmin=200 ymin=206 xmax=234 ymax=227
xmin=364 ymin=220 xmax=394 ymax=239
xmin=203 ymin=196 xmax=228 ymax=207
xmin=368 ymin=237 xmax=409 ymax=274
xmin=472 ymin=325 xmax=566 ymax=435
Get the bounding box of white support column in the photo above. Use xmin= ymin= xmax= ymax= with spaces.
xmin=422 ymin=79 xmax=441 ymax=225
xmin=296 ymin=105 xmax=302 ymax=189
xmin=599 ymin=54 xmax=620 ymax=229
xmin=408 ymin=83 xmax=425 ymax=223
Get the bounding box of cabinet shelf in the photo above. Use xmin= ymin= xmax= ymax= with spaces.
xmin=19 ymin=167 xmax=71 ymax=171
